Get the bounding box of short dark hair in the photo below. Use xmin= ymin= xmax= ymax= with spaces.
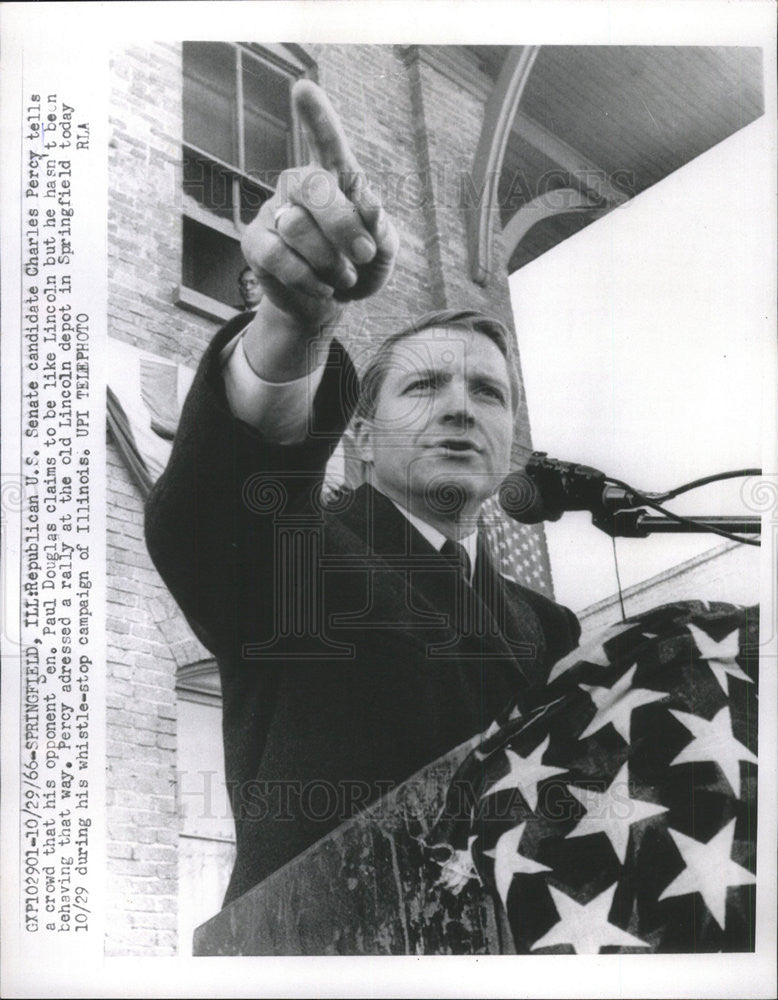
xmin=353 ymin=309 xmax=520 ymax=422
xmin=238 ymin=265 xmax=255 ymax=286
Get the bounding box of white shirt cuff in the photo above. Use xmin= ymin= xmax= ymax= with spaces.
xmin=220 ymin=331 xmax=326 ymax=445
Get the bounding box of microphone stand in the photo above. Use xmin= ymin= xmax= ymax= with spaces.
xmin=593 ymin=509 xmax=761 ymax=538
xmin=592 ymin=486 xmax=761 ymax=538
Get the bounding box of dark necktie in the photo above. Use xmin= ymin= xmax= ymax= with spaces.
xmin=440 ymin=539 xmax=472 ymax=585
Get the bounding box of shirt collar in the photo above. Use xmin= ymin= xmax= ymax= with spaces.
xmin=388 ymin=498 xmax=478 ymax=583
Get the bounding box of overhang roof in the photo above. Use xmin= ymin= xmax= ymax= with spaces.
xmin=465 ymin=45 xmax=764 ymax=272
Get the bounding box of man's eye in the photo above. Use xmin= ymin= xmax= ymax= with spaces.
xmin=476 ymin=384 xmax=506 ymax=403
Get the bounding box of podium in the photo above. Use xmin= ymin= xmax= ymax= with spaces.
xmin=192 ymin=740 xmax=503 ymax=956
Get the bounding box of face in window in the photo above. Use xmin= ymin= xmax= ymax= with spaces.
xmin=238 ymin=268 xmax=263 ymax=309
xmin=354 ymin=328 xmax=515 ymax=528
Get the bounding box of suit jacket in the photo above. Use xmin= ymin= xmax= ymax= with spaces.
xmin=145 ymin=316 xmax=581 ymax=905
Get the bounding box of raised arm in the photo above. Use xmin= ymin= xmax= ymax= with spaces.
xmin=145 ymin=82 xmax=398 ymax=652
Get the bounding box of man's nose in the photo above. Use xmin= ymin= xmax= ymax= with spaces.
xmin=437 ymin=381 xmax=474 ymax=428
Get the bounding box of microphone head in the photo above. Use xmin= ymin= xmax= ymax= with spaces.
xmin=498 ymin=469 xmax=563 ymax=524
xmin=498 ymin=451 xmax=607 ymax=523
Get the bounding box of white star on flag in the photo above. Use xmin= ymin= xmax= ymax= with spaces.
xmin=530 ymin=882 xmax=650 ymax=953
xmin=483 ymin=822 xmax=551 ymax=907
xmin=669 ymin=705 xmax=757 ymax=795
xmin=548 ymin=622 xmax=635 ymax=683
xmin=579 ymin=664 xmax=666 ymax=743
xmin=565 ymin=762 xmax=668 ymax=863
xmin=658 ymin=818 xmax=756 ymax=928
xmin=481 ymin=735 xmax=567 ymax=811
xmin=687 ymin=623 xmax=753 ymax=693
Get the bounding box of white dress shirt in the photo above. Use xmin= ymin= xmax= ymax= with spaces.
xmin=221 ymin=329 xmax=326 ymax=446
xmin=388 ymin=500 xmax=478 ymax=583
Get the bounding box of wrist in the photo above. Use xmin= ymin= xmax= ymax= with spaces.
xmin=241 ymin=298 xmax=340 ymax=382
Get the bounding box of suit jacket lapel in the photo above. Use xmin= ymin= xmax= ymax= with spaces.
xmin=473 ymin=535 xmax=548 ymax=671
xmin=330 ymin=484 xmax=458 ymax=630
xmin=333 ymin=485 xmax=547 ymax=681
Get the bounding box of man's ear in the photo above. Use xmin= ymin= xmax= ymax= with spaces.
xmin=351 ymin=418 xmax=374 ymax=465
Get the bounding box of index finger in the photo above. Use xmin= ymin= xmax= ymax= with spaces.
xmin=293 ymin=80 xmax=361 ymax=179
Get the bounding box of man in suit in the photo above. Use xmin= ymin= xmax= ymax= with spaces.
xmin=145 ymin=82 xmax=580 ymax=905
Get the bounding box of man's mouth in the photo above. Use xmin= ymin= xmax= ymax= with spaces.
xmin=432 ymin=439 xmax=481 ymax=454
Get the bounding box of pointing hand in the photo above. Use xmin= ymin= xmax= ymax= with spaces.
xmin=241 ymin=80 xmax=399 ymax=327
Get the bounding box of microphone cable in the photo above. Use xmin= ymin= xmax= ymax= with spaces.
xmin=645 ymin=468 xmax=762 ymax=503
xmin=613 ymin=471 xmax=762 ymax=547
xmin=611 ymin=534 xmax=627 ymax=623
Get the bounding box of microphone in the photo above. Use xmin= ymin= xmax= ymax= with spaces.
xmin=498 ymin=452 xmax=609 ymax=524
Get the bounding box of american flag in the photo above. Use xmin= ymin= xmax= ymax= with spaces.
xmin=429 ymin=600 xmax=759 ymax=953
xmin=479 ymin=494 xmax=552 ymax=595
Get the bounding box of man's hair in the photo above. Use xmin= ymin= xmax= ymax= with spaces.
xmin=353 ymin=309 xmax=520 ymax=422
xmin=238 ymin=265 xmax=254 ymax=286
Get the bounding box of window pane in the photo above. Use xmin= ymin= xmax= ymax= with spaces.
xmin=182 ymin=216 xmax=246 ymax=308
xmin=238 ymin=175 xmax=271 ymax=226
xmin=242 ymin=54 xmax=291 ymax=126
xmin=242 ymin=56 xmax=292 ymax=175
xmin=243 ymin=107 xmax=291 ymax=178
xmin=183 ymin=42 xmax=237 ymax=164
xmin=183 ymin=150 xmax=236 ymax=222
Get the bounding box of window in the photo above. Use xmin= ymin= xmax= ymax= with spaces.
xmin=177 ymin=42 xmax=313 ymax=319
xmin=175 ymin=659 xmax=235 ymax=951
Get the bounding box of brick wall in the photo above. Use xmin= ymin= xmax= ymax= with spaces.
xmin=106 ymin=41 xmax=555 ymax=954
xmin=108 ymin=43 xmax=215 ymax=368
